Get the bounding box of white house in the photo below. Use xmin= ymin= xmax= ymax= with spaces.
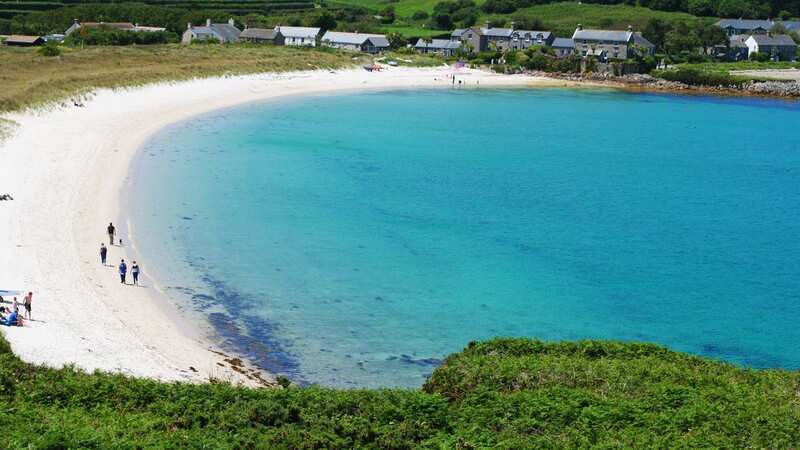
xmin=277 ymin=26 xmax=320 ymax=46
xmin=744 ymin=34 xmax=798 ymax=61
xmin=321 ymin=31 xmax=390 ymax=53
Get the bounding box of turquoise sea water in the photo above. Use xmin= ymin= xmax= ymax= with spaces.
xmin=130 ymin=88 xmax=800 ymax=388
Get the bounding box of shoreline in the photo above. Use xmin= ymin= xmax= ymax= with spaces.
xmin=0 ymin=66 xmax=555 ymax=385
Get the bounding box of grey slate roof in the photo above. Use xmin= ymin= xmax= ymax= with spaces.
xmin=415 ymin=38 xmax=461 ymax=49
xmin=572 ymin=29 xmax=632 ymax=42
xmin=513 ymin=30 xmax=552 ymax=41
xmin=481 ymin=27 xmax=513 ymax=37
xmin=715 ymin=19 xmax=774 ymax=30
xmin=632 ymin=32 xmax=655 ymax=48
xmin=451 ymin=29 xmax=466 ymax=37
xmin=321 ymin=31 xmax=389 ymax=48
xmin=728 ymin=34 xmax=749 ymax=47
xmin=749 ymin=34 xmax=798 ymax=46
xmin=210 ymin=23 xmax=241 ymax=42
xmin=240 ymin=28 xmax=279 ymax=40
xmin=551 ymin=37 xmax=574 ymax=48
xmin=366 ymin=35 xmax=390 ymax=48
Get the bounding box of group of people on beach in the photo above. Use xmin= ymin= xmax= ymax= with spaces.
xmin=102 ymin=222 xmax=141 ymax=285
xmin=0 ymin=292 xmax=33 ymax=327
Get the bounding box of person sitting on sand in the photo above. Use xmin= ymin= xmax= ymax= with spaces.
xmin=1 ymin=309 xmax=19 ymax=326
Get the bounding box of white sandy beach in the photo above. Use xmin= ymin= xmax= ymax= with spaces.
xmin=0 ymin=66 xmax=559 ymax=385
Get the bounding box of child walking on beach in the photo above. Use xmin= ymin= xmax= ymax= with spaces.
xmin=119 ymin=259 xmax=127 ymax=284
xmin=107 ymin=222 xmax=116 ymax=246
xmin=100 ymin=243 xmax=107 ymax=265
xmin=131 ymin=261 xmax=140 ymax=285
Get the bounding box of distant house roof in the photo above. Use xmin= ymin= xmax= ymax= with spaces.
xmin=551 ymin=37 xmax=574 ymax=48
xmin=415 ymin=38 xmax=461 ymax=50
xmin=715 ymin=18 xmax=800 ymax=32
xmin=451 ymin=29 xmax=466 ymax=37
xmin=321 ymin=31 xmax=389 ymax=48
xmin=572 ymin=28 xmax=633 ymax=43
xmin=240 ymin=28 xmax=280 ymax=40
xmin=5 ymin=35 xmax=44 ymax=46
xmin=481 ymin=27 xmax=513 ymax=37
xmin=748 ymin=34 xmax=797 ymax=46
xmin=632 ymin=33 xmax=655 ymax=48
xmin=278 ymin=26 xmax=320 ymax=39
xmin=365 ymin=35 xmax=390 ymax=48
xmin=513 ymin=30 xmax=552 ymax=41
xmin=208 ymin=23 xmax=241 ymax=42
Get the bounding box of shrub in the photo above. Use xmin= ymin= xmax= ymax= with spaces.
xmin=654 ymin=67 xmax=744 ymax=86
xmin=412 ymin=10 xmax=429 ymax=20
xmin=749 ymin=51 xmax=771 ymax=62
xmin=38 ymin=42 xmax=61 ymax=57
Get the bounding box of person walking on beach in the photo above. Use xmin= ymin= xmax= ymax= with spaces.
xmin=119 ymin=259 xmax=127 ymax=284
xmin=100 ymin=243 xmax=108 ymax=265
xmin=131 ymin=261 xmax=140 ymax=285
xmin=22 ymin=292 xmax=32 ymax=320
xmin=107 ymin=222 xmax=116 ymax=246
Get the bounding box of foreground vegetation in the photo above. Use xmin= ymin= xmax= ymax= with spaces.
xmin=1 ymin=334 xmax=799 ymax=448
xmin=0 ymin=44 xmax=372 ymax=111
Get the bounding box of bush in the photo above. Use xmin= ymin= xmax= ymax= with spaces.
xmin=412 ymin=10 xmax=429 ymax=20
xmin=38 ymin=42 xmax=61 ymax=57
xmin=654 ymin=67 xmax=744 ymax=86
xmin=67 ymin=28 xmax=178 ymax=46
xmin=749 ymin=51 xmax=771 ymax=62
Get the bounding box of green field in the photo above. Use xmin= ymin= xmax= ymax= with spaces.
xmin=367 ymin=1 xmax=708 ymax=38
xmin=1 ymin=334 xmax=799 ymax=448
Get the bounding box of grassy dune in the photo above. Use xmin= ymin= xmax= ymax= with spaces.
xmin=0 ymin=44 xmax=368 ymax=112
xmin=1 ymin=335 xmax=798 ymax=448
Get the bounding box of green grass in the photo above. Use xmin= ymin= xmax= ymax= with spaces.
xmin=361 ymin=1 xmax=707 ymax=39
xmin=506 ymin=2 xmax=708 ymax=36
xmin=678 ymin=60 xmax=800 ymax=74
xmin=0 ymin=44 xmax=371 ymax=112
xmin=1 ymin=334 xmax=799 ymax=448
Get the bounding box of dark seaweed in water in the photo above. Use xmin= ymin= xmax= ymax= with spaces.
xmin=182 ymin=275 xmax=306 ymax=384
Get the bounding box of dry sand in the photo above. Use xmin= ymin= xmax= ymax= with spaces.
xmin=0 ymin=66 xmax=559 ymax=385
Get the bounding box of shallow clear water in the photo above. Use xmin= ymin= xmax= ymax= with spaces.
xmin=130 ymin=88 xmax=800 ymax=388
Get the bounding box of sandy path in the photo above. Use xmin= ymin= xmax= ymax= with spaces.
xmin=0 ymin=66 xmax=557 ymax=385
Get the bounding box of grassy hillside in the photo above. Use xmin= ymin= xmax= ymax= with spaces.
xmin=1 ymin=334 xmax=798 ymax=448
xmin=505 ymin=2 xmax=708 ymax=36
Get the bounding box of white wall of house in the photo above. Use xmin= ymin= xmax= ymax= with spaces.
xmin=285 ymin=36 xmax=315 ymax=46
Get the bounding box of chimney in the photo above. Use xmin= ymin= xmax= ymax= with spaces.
xmin=576 ymin=23 xmax=583 ymax=31
xmin=485 ymin=20 xmax=491 ymax=29
xmin=627 ymin=25 xmax=632 ymax=31
xmin=206 ymin=18 xmax=211 ymax=27
xmin=510 ymin=21 xmax=516 ymax=30
xmin=228 ymin=18 xmax=235 ymax=27
xmin=187 ymin=22 xmax=192 ymax=30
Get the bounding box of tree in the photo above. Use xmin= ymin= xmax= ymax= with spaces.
xmin=687 ymin=0 xmax=715 ymax=16
xmin=643 ymin=18 xmax=671 ymax=53
xmin=386 ymin=32 xmax=407 ymax=49
xmin=380 ymin=6 xmax=396 ymax=24
xmin=695 ymin=23 xmax=729 ymax=54
xmin=412 ymin=10 xmax=429 ymax=20
xmin=664 ymin=22 xmax=700 ymax=55
xmin=311 ymin=12 xmax=337 ymax=31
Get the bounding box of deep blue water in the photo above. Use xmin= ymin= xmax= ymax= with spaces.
xmin=130 ymin=88 xmax=800 ymax=388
